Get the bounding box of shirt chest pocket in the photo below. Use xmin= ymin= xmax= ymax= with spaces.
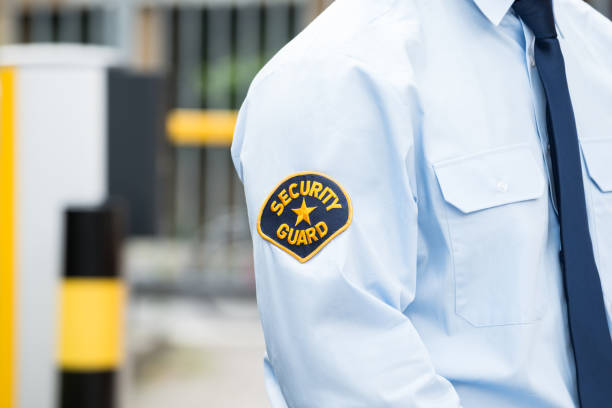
xmin=581 ymin=139 xmax=612 ymax=306
xmin=433 ymin=145 xmax=550 ymax=327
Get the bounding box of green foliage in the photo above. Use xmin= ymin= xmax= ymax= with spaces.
xmin=201 ymin=54 xmax=267 ymax=108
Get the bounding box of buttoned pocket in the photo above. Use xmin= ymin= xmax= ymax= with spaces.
xmin=581 ymin=138 xmax=612 ymax=306
xmin=433 ymin=145 xmax=549 ymax=327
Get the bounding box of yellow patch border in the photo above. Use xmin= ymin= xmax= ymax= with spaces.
xmin=256 ymin=171 xmax=353 ymax=263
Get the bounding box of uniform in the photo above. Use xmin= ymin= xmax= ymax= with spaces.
xmin=231 ymin=0 xmax=612 ymax=406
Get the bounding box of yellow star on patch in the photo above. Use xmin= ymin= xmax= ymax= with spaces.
xmin=292 ymin=198 xmax=317 ymax=227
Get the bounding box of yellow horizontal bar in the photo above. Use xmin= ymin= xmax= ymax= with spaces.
xmin=58 ymin=279 xmax=125 ymax=370
xmin=167 ymin=109 xmax=238 ymax=147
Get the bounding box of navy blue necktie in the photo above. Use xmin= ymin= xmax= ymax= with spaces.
xmin=512 ymin=1 xmax=612 ymax=406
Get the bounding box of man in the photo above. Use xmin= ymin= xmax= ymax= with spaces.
xmin=231 ymin=0 xmax=612 ymax=406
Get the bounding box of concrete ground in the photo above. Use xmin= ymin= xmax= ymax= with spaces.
xmin=125 ymin=298 xmax=270 ymax=408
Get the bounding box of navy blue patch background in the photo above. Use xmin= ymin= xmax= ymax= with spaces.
xmin=259 ymin=173 xmax=350 ymax=260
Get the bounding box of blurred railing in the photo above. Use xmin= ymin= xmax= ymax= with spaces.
xmin=592 ymin=0 xmax=612 ymax=15
xmin=0 ymin=0 xmax=335 ymax=295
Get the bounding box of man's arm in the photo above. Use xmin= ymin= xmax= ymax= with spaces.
xmin=232 ymin=55 xmax=461 ymax=407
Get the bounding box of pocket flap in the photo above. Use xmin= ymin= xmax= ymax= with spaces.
xmin=581 ymin=138 xmax=612 ymax=193
xmin=433 ymin=145 xmax=546 ymax=214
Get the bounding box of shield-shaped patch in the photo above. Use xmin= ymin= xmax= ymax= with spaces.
xmin=257 ymin=172 xmax=352 ymax=263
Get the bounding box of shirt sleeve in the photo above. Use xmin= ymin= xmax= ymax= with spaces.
xmin=232 ymin=54 xmax=462 ymax=407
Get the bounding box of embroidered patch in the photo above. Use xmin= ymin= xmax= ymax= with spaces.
xmin=257 ymin=172 xmax=352 ymax=263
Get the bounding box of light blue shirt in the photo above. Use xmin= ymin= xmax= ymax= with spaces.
xmin=231 ymin=0 xmax=612 ymax=406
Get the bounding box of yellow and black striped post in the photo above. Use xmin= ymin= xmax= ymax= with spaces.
xmin=58 ymin=205 xmax=125 ymax=408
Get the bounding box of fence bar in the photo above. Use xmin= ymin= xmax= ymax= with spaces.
xmin=31 ymin=5 xmax=53 ymax=42
xmin=175 ymin=7 xmax=203 ymax=235
xmin=235 ymin=5 xmax=260 ymax=103
xmin=264 ymin=3 xmax=290 ymax=58
xmin=0 ymin=0 xmax=15 ymax=45
xmin=88 ymin=8 xmax=106 ymax=45
xmin=590 ymin=0 xmax=612 ymax=15
xmin=200 ymin=6 xmax=233 ymax=267
xmin=203 ymin=6 xmax=233 ymax=225
xmin=58 ymin=7 xmax=82 ymax=43
xmin=231 ymin=3 xmax=261 ymax=267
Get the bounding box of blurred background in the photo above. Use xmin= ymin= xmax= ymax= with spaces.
xmin=0 ymin=1 xmax=610 ymax=407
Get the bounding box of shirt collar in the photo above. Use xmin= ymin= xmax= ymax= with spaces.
xmin=472 ymin=0 xmax=566 ymax=39
xmin=473 ymin=0 xmax=515 ymax=26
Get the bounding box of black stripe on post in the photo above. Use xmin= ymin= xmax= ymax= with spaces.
xmin=59 ymin=371 xmax=116 ymax=408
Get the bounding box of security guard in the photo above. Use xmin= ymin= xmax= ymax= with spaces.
xmin=231 ymin=0 xmax=612 ymax=406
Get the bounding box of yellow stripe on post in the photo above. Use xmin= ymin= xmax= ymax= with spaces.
xmin=166 ymin=109 xmax=237 ymax=147
xmin=58 ymin=279 xmax=125 ymax=371
xmin=0 ymin=67 xmax=16 ymax=408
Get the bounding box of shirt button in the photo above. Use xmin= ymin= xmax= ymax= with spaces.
xmin=496 ymin=181 xmax=509 ymax=193
xmin=530 ymin=55 xmax=536 ymax=67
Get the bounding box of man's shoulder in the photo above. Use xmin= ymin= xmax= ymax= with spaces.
xmin=248 ymin=0 xmax=422 ymax=92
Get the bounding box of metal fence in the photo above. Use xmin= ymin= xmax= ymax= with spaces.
xmin=0 ymin=0 xmax=326 ymax=295
xmin=0 ymin=0 xmax=331 ymax=293
xmin=592 ymin=0 xmax=612 ymax=15
xmin=4 ymin=0 xmax=315 ymax=225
